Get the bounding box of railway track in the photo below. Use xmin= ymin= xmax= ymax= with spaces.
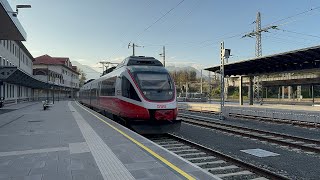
xmin=179 ymin=113 xmax=320 ymax=154
xmin=179 ymin=109 xmax=320 ymax=128
xmin=147 ymin=133 xmax=289 ymax=180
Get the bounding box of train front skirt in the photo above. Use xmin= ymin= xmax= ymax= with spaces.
xmin=130 ymin=119 xmax=181 ymax=134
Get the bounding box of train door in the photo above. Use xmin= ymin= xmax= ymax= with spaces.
xmin=98 ymin=81 xmax=101 ymax=106
xmin=89 ymin=83 xmax=93 ymax=106
xmin=115 ymin=76 xmax=121 ymax=97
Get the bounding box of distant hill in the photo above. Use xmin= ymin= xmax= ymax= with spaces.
xmin=166 ymin=66 xmax=208 ymax=80
xmin=72 ymin=61 xmax=101 ymax=80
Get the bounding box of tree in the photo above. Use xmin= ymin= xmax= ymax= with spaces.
xmin=189 ymin=71 xmax=197 ymax=81
xmin=211 ymin=85 xmax=220 ymax=98
xmin=77 ymin=69 xmax=87 ymax=87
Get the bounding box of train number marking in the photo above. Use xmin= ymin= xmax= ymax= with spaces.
xmin=157 ymin=105 xmax=167 ymax=108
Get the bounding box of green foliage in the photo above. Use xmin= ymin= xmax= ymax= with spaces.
xmin=77 ymin=69 xmax=87 ymax=87
xmin=211 ymin=85 xmax=220 ymax=97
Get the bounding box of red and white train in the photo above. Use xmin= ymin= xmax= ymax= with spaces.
xmin=79 ymin=56 xmax=181 ymax=134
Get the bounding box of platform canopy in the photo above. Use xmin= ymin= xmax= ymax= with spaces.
xmin=205 ymin=45 xmax=320 ymax=77
xmin=0 ymin=0 xmax=27 ymax=41
xmin=0 ymin=67 xmax=49 ymax=88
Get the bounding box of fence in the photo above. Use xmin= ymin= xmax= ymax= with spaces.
xmin=225 ymin=106 xmax=320 ymax=125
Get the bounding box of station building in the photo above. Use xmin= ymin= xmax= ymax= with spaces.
xmin=0 ymin=0 xmax=79 ymax=105
xmin=0 ymin=40 xmax=35 ymax=104
xmin=33 ymin=55 xmax=80 ymax=100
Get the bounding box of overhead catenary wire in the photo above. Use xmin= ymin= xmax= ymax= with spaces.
xmin=264 ymin=34 xmax=314 ymax=46
xmin=269 ymin=31 xmax=320 ymax=43
xmin=280 ymin=29 xmax=320 ymax=39
xmin=159 ymin=6 xmax=320 ymax=65
xmin=105 ymin=0 xmax=186 ymax=61
xmin=135 ymin=0 xmax=186 ymax=41
xmin=263 ymin=6 xmax=320 ymax=28
xmin=107 ymin=3 xmax=320 ymax=69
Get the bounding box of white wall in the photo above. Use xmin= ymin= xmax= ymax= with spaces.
xmin=33 ymin=64 xmax=80 ymax=88
xmin=0 ymin=40 xmax=33 ymax=103
xmin=0 ymin=40 xmax=33 ymax=75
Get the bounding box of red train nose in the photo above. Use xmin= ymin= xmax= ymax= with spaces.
xmin=155 ymin=110 xmax=174 ymax=121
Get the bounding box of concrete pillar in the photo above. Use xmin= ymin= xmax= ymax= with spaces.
xmin=0 ymin=82 xmax=2 ymax=98
xmin=282 ymin=86 xmax=285 ymax=99
xmin=288 ymin=86 xmax=292 ymax=99
xmin=224 ymin=77 xmax=228 ymax=101
xmin=265 ymin=87 xmax=268 ymax=99
xmin=312 ymin=84 xmax=314 ymax=105
xmin=239 ymin=76 xmax=243 ymax=105
xmin=249 ymin=76 xmax=253 ymax=105
xmin=297 ymin=86 xmax=301 ymax=100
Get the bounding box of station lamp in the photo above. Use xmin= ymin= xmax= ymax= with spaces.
xmin=11 ymin=5 xmax=31 ymax=17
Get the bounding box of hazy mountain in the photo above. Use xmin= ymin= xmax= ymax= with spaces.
xmin=166 ymin=66 xmax=208 ymax=80
xmin=72 ymin=61 xmax=100 ymax=80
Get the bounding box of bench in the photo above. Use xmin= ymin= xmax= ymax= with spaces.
xmin=42 ymin=101 xmax=53 ymax=110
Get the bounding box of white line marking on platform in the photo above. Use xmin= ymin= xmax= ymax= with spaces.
xmin=0 ymin=147 xmax=69 ymax=157
xmin=69 ymin=142 xmax=90 ymax=154
xmin=68 ymin=102 xmax=135 ymax=180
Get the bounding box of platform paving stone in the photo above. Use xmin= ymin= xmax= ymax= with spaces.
xmin=72 ymin=101 xmax=219 ymax=180
xmin=0 ymin=101 xmax=219 ymax=180
xmin=0 ymin=101 xmax=104 ymax=180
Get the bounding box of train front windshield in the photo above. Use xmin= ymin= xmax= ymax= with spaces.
xmin=134 ymin=72 xmax=174 ymax=101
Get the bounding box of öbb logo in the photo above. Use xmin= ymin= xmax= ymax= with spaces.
xmin=157 ymin=105 xmax=167 ymax=108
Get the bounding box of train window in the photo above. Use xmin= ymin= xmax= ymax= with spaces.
xmin=100 ymin=77 xmax=116 ymax=96
xmin=122 ymin=77 xmax=141 ymax=101
xmin=134 ymin=72 xmax=174 ymax=101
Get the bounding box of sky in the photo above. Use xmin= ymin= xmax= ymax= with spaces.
xmin=8 ymin=0 xmax=320 ymax=75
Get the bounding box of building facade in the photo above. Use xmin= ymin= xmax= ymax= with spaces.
xmin=33 ymin=55 xmax=80 ymax=100
xmin=0 ymin=40 xmax=34 ymax=103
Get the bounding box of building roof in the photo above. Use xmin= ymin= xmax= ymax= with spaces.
xmin=205 ymin=45 xmax=320 ymax=77
xmin=34 ymin=55 xmax=80 ymax=74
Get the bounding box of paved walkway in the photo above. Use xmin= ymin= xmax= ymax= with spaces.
xmin=0 ymin=101 xmax=217 ymax=180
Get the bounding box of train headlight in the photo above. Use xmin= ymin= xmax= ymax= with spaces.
xmin=143 ymin=91 xmax=147 ymax=95
xmin=168 ymin=91 xmax=173 ymax=95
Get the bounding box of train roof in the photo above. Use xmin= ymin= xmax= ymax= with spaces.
xmin=118 ymin=56 xmax=163 ymax=68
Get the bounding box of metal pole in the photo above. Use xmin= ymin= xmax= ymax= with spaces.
xmin=239 ymin=76 xmax=243 ymax=105
xmin=220 ymin=41 xmax=225 ymax=120
xmin=312 ymin=84 xmax=314 ymax=105
xmin=47 ymin=65 xmax=49 ymax=102
xmin=163 ymin=46 xmax=166 ymax=67
xmin=209 ymin=71 xmax=211 ymax=103
xmin=249 ymin=76 xmax=254 ymax=105
xmin=133 ymin=43 xmax=135 ymax=56
xmin=52 ymin=86 xmax=54 ymax=104
xmin=185 ymin=82 xmax=188 ymax=101
xmin=200 ymin=70 xmax=203 ymax=94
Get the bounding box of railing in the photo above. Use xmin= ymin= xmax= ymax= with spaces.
xmin=227 ymin=107 xmax=320 ymax=125
xmin=178 ymin=103 xmax=220 ymax=113
xmin=237 ymin=74 xmax=319 ymax=83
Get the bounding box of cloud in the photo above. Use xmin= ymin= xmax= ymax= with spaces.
xmin=110 ymin=56 xmax=125 ymax=63
xmin=74 ymin=59 xmax=87 ymax=62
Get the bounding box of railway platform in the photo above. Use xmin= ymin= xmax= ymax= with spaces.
xmin=0 ymin=101 xmax=217 ymax=180
xmin=179 ymin=102 xmax=320 ymax=125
